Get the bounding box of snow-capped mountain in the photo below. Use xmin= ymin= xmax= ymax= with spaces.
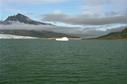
xmin=0 ymin=13 xmax=51 ymax=25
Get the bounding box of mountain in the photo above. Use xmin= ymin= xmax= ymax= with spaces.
xmin=1 ymin=13 xmax=51 ymax=25
xmin=97 ymin=28 xmax=127 ymax=39
xmin=0 ymin=13 xmax=79 ymax=38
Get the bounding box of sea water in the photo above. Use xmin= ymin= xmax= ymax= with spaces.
xmin=0 ymin=40 xmax=127 ymax=84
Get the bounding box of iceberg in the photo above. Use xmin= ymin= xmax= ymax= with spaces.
xmin=56 ymin=37 xmax=69 ymax=41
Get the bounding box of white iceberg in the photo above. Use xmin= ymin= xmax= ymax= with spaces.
xmin=56 ymin=37 xmax=69 ymax=41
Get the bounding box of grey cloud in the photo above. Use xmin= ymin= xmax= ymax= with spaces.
xmin=43 ymin=13 xmax=127 ymax=25
xmin=83 ymin=0 xmax=127 ymax=6
xmin=0 ymin=23 xmax=54 ymax=31
xmin=82 ymin=0 xmax=127 ymax=18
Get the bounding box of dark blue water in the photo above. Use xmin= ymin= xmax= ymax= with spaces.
xmin=0 ymin=40 xmax=127 ymax=84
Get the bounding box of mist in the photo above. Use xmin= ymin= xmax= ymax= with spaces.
xmin=0 ymin=23 xmax=127 ymax=38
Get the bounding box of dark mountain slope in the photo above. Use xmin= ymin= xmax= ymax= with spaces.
xmin=97 ymin=28 xmax=127 ymax=39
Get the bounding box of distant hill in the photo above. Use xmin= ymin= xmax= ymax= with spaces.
xmin=0 ymin=13 xmax=51 ymax=25
xmin=97 ymin=28 xmax=127 ymax=39
xmin=0 ymin=30 xmax=79 ymax=38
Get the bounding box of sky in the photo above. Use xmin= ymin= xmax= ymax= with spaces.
xmin=0 ymin=0 xmax=127 ymax=37
xmin=0 ymin=0 xmax=127 ymax=21
xmin=0 ymin=0 xmax=81 ymax=20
